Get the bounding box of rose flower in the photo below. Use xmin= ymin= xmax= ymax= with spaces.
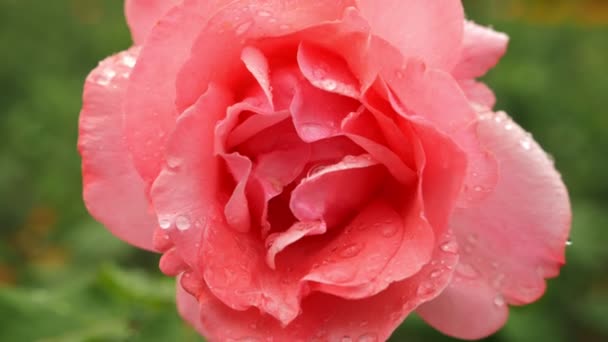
xmin=78 ymin=1 xmax=571 ymax=341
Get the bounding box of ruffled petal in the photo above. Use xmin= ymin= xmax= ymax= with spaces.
xmin=297 ymin=42 xmax=360 ymax=98
xmin=125 ymin=0 xmax=220 ymax=184
xmin=452 ymin=21 xmax=509 ymax=80
xmin=459 ymin=79 xmax=497 ymax=109
xmin=175 ymin=0 xmax=355 ymax=112
xmin=150 ymin=83 xmax=234 ymax=280
xmin=386 ymin=61 xmax=498 ymax=206
xmin=290 ymin=76 xmax=359 ymax=143
xmin=289 ymin=154 xmax=386 ymax=227
xmin=356 ymin=0 xmax=464 ymax=69
xmin=177 ymin=230 xmax=459 ymax=342
xmin=79 ymin=47 xmax=157 ymax=251
xmin=125 ymin=0 xmax=181 ymax=44
xmin=417 ymin=111 xmax=571 ymax=339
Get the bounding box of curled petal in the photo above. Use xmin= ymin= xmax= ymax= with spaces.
xmin=289 ymin=155 xmax=386 ymax=227
xmin=125 ymin=0 xmax=181 ymax=44
xmin=357 ymin=0 xmax=464 ymax=69
xmin=452 ymin=21 xmax=509 ymax=79
xmin=79 ymin=47 xmax=157 ymax=251
xmin=417 ymin=111 xmax=571 ymax=339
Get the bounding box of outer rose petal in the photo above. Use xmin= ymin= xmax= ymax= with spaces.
xmin=78 ymin=47 xmax=157 ymax=251
xmin=357 ymin=0 xmax=464 ymax=70
xmin=417 ymin=111 xmax=571 ymax=339
xmin=125 ymin=0 xmax=181 ymax=44
xmin=177 ymin=231 xmax=459 ymax=342
xmin=452 ymin=21 xmax=509 ymax=80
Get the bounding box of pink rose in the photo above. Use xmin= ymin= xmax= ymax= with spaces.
xmin=78 ymin=1 xmax=571 ymax=341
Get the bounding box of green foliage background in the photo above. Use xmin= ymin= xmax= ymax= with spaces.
xmin=0 ymin=0 xmax=606 ymax=341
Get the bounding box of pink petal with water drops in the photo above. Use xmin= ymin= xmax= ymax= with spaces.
xmin=241 ymin=46 xmax=274 ymax=108
xmin=290 ymin=79 xmax=359 ymax=142
xmin=125 ymin=0 xmax=223 ymax=185
xmin=175 ymin=0 xmax=354 ymax=112
xmin=297 ymin=42 xmax=361 ymax=98
xmin=79 ymin=47 xmax=158 ymax=251
xmin=459 ymin=79 xmax=497 ymax=109
xmin=150 ymin=83 xmax=233 ymax=276
xmin=452 ymin=21 xmax=509 ymax=80
xmin=356 ymin=0 xmax=464 ymax=70
xmin=417 ymin=111 xmax=570 ymax=339
xmin=177 ymin=230 xmax=458 ymax=342
xmin=222 ymin=153 xmax=253 ymax=233
xmin=125 ymin=0 xmax=181 ymax=44
xmin=266 ymin=221 xmax=327 ymax=269
xmin=289 ymin=155 xmax=386 ymax=227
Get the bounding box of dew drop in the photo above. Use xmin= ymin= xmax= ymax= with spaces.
xmin=235 ymin=21 xmax=253 ymax=35
xmin=279 ymin=24 xmax=290 ymax=30
xmin=493 ymin=294 xmax=505 ymax=307
xmin=122 ymin=54 xmax=137 ymax=68
xmin=520 ymin=139 xmax=532 ymax=150
xmin=395 ymin=70 xmax=404 ymax=79
xmin=96 ymin=68 xmax=117 ymax=86
xmin=159 ymin=218 xmax=172 ymax=230
xmin=166 ymin=156 xmax=181 ymax=170
xmin=338 ymin=243 xmax=363 ymax=258
xmin=257 ymin=10 xmax=271 ymax=17
xmin=455 ymin=263 xmax=479 ymax=279
xmin=340 ymin=336 xmax=353 ymax=342
xmin=416 ymin=281 xmax=435 ymax=297
xmin=321 ymin=79 xmax=338 ymax=91
xmin=326 ymin=269 xmax=355 ymax=283
xmin=357 ymin=333 xmax=378 ymax=342
xmin=176 ymin=215 xmax=191 ymax=231
xmin=566 ymin=238 xmax=573 ymax=246
xmin=380 ymin=223 xmax=398 ymax=238
xmin=440 ymin=240 xmax=458 ymax=253
xmin=430 ymin=270 xmax=442 ymax=278
xmin=492 ymin=273 xmax=505 ymax=289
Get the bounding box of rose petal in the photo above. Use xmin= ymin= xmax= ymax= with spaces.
xmin=342 ymin=108 xmax=417 ymax=184
xmin=417 ymin=111 xmax=571 ymax=339
xmin=297 ymin=42 xmax=360 ymax=98
xmin=125 ymin=0 xmax=181 ymax=44
xmin=452 ymin=21 xmax=509 ymax=80
xmin=175 ymin=0 xmax=354 ymax=112
xmin=177 ymin=230 xmax=459 ymax=342
xmin=289 ymin=155 xmax=386 ymax=227
xmin=459 ymin=79 xmax=497 ymax=109
xmin=125 ymin=1 xmax=220 ymax=184
xmin=386 ymin=61 xmax=498 ymax=206
xmin=290 ymin=79 xmax=359 ymax=143
xmin=301 ymin=199 xmax=434 ymax=300
xmin=222 ymin=153 xmax=253 ymax=233
xmin=266 ymin=221 xmax=327 ymax=269
xmin=79 ymin=47 xmax=157 ymax=251
xmin=241 ymin=46 xmax=274 ymax=108
xmin=356 ymin=0 xmax=464 ymax=70
xmin=151 ymin=83 xmax=233 ymax=277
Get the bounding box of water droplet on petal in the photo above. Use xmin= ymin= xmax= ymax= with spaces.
xmin=159 ymin=218 xmax=172 ymax=230
xmin=381 ymin=223 xmax=398 ymax=238
xmin=440 ymin=240 xmax=458 ymax=253
xmin=357 ymin=333 xmax=378 ymax=342
xmin=176 ymin=215 xmax=191 ymax=231
xmin=340 ymin=336 xmax=353 ymax=342
xmin=321 ymin=79 xmax=338 ymax=91
xmin=395 ymin=70 xmax=404 ymax=79
xmin=338 ymin=243 xmax=363 ymax=258
xmin=325 ymin=269 xmax=355 ymax=283
xmin=166 ymin=156 xmax=181 ymax=170
xmin=493 ymin=294 xmax=505 ymax=307
xmin=430 ymin=269 xmax=442 ymax=278
xmin=566 ymin=238 xmax=573 ymax=246
xmin=235 ymin=21 xmax=253 ymax=35
xmin=122 ymin=54 xmax=136 ymax=68
xmin=257 ymin=10 xmax=271 ymax=17
xmin=416 ymin=281 xmax=435 ymax=297
xmin=455 ymin=263 xmax=479 ymax=279
xmin=520 ymin=139 xmax=532 ymax=150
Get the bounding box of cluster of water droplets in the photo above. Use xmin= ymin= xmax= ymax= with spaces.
xmin=158 ymin=215 xmax=191 ymax=231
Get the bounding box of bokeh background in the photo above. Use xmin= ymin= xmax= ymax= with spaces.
xmin=1 ymin=0 xmax=607 ymax=341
